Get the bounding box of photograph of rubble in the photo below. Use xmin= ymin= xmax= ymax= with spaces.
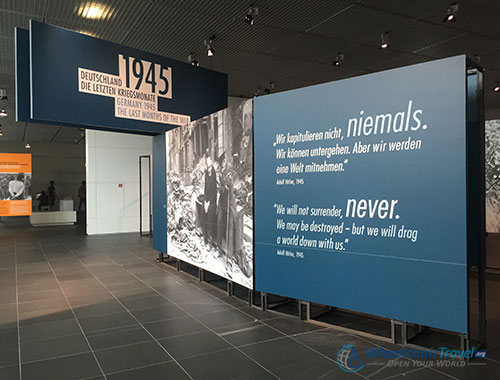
xmin=166 ymin=99 xmax=253 ymax=288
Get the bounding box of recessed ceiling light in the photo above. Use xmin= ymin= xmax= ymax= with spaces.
xmin=0 ymin=109 xmax=7 ymax=117
xmin=494 ymin=84 xmax=500 ymax=92
xmin=25 ymin=143 xmax=30 ymax=149
xmin=77 ymin=2 xmax=112 ymax=20
xmin=76 ymin=30 xmax=98 ymax=38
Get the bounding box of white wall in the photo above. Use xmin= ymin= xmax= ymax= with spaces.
xmin=86 ymin=130 xmax=152 ymax=235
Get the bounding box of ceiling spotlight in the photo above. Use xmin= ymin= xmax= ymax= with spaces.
xmin=0 ymin=109 xmax=7 ymax=117
xmin=0 ymin=130 xmax=3 ymax=137
xmin=494 ymin=83 xmax=500 ymax=92
xmin=244 ymin=5 xmax=259 ymax=25
xmin=333 ymin=52 xmax=345 ymax=66
xmin=25 ymin=143 xmax=30 ymax=149
xmin=443 ymin=3 xmax=459 ymax=23
xmin=380 ymin=32 xmax=390 ymax=49
xmin=204 ymin=35 xmax=216 ymax=57
xmin=188 ymin=53 xmax=199 ymax=67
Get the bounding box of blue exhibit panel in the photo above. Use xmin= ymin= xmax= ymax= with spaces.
xmin=16 ymin=28 xmax=136 ymax=133
xmin=152 ymin=134 xmax=167 ymax=253
xmin=254 ymin=56 xmax=468 ymax=333
xmin=15 ymin=28 xmax=31 ymax=123
xmin=29 ymin=21 xmax=227 ymax=133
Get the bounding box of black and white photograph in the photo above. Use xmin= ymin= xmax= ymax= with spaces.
xmin=0 ymin=172 xmax=32 ymax=201
xmin=166 ymin=99 xmax=253 ymax=288
xmin=486 ymin=119 xmax=500 ymax=233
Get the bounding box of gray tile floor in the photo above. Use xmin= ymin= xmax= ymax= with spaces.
xmin=0 ymin=220 xmax=499 ymax=379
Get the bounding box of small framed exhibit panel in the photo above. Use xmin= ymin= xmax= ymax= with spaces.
xmin=253 ymin=55 xmax=483 ymax=335
xmin=0 ymin=153 xmax=32 ymax=216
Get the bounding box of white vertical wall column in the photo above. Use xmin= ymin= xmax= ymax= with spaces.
xmin=86 ymin=130 xmax=152 ymax=235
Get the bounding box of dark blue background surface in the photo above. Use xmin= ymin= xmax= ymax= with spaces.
xmin=254 ymin=56 xmax=468 ymax=333
xmin=152 ymin=134 xmax=167 ymax=253
xmin=29 ymin=21 xmax=227 ymax=134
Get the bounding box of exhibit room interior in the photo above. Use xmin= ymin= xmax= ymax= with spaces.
xmin=0 ymin=1 xmax=500 ymax=379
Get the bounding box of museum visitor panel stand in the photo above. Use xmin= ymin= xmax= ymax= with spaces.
xmin=13 ymin=20 xmax=485 ymax=352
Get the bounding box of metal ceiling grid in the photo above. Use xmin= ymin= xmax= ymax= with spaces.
xmin=125 ymin=4 xmax=233 ymax=59
xmin=0 ymin=0 xmax=500 ymax=143
xmin=260 ymin=33 xmax=355 ymax=63
xmin=356 ymin=0 xmax=452 ymax=19
xmin=419 ymin=0 xmax=500 ymax=37
xmin=25 ymin=123 xmax=62 ymax=142
xmin=286 ymin=62 xmax=365 ymax=84
xmin=480 ymin=49 xmax=500 ymax=71
xmin=362 ymin=52 xmax=431 ymax=73
xmin=416 ymin=33 xmax=499 ymax=61
xmin=390 ymin=20 xmax=466 ymax=54
xmin=0 ymin=0 xmax=46 ymax=17
xmin=51 ymin=125 xmax=85 ymax=144
xmin=310 ymin=4 xmax=412 ymax=45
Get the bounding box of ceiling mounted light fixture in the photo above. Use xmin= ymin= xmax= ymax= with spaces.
xmin=264 ymin=82 xmax=275 ymax=94
xmin=244 ymin=4 xmax=259 ymax=25
xmin=494 ymin=83 xmax=500 ymax=92
xmin=77 ymin=2 xmax=112 ymax=20
xmin=25 ymin=143 xmax=30 ymax=149
xmin=443 ymin=3 xmax=459 ymax=23
xmin=188 ymin=53 xmax=199 ymax=67
xmin=380 ymin=32 xmax=390 ymax=49
xmin=333 ymin=52 xmax=345 ymax=66
xmin=204 ymin=35 xmax=216 ymax=57
xmin=0 ymin=109 xmax=7 ymax=117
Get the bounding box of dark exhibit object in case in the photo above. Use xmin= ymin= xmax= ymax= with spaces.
xmin=166 ymin=100 xmax=254 ymax=288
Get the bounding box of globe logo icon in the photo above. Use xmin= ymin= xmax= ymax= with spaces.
xmin=337 ymin=344 xmax=364 ymax=372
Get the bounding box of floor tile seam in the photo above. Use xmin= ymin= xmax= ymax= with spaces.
xmin=99 ymin=359 xmax=175 ymax=377
xmin=105 ymin=247 xmax=282 ymax=380
xmin=124 ymin=246 xmax=366 ymax=375
xmin=20 ymin=331 xmax=85 ymax=345
xmin=91 ymin=338 xmax=157 ymax=353
xmin=18 ymin=315 xmax=79 ymax=330
xmin=58 ymin=241 xmax=196 ymax=380
xmin=18 ymin=303 xmax=74 ymax=315
xmin=81 ymin=322 xmax=140 ymax=335
xmin=20 ymin=348 xmax=92 ymax=365
xmin=36 ymin=242 xmax=109 ymax=380
xmin=427 ymin=366 xmax=461 ymax=380
xmin=14 ymin=238 xmax=23 ymax=380
xmin=377 ymin=366 xmax=428 ymax=380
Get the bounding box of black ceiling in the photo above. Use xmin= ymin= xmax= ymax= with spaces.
xmin=1 ymin=0 xmax=500 ymax=143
